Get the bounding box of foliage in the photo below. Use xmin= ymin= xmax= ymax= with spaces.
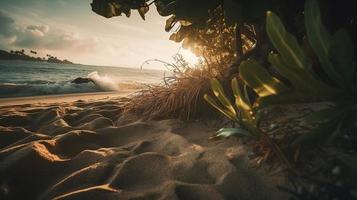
xmin=92 ymin=0 xmax=357 ymax=148
xmin=168 ymin=7 xmax=239 ymax=66
xmin=205 ymin=0 xmax=357 ymax=146
xmin=91 ymin=0 xmax=262 ymax=66
xmin=245 ymin=0 xmax=356 ymax=105
xmin=204 ymin=77 xmax=259 ymax=139
xmin=90 ymin=0 xmax=357 ymax=72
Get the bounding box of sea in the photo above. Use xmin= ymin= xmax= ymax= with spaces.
xmin=0 ymin=60 xmax=166 ymax=98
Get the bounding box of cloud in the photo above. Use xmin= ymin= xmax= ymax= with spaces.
xmin=0 ymin=11 xmax=16 ymax=37
xmin=0 ymin=11 xmax=98 ymax=53
xmin=14 ymin=25 xmax=98 ymax=52
xmin=27 ymin=25 xmax=50 ymax=33
xmin=0 ymin=6 xmax=180 ymax=68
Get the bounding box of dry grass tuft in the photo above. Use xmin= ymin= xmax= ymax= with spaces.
xmin=124 ymin=54 xmax=228 ymax=120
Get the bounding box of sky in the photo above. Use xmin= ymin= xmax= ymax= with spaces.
xmin=0 ymin=0 xmax=196 ymax=69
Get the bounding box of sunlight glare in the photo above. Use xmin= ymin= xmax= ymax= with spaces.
xmin=179 ymin=49 xmax=201 ymax=65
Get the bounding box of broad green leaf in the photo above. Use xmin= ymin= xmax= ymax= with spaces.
xmin=231 ymin=78 xmax=255 ymax=126
xmin=268 ymin=53 xmax=311 ymax=92
xmin=165 ymin=16 xmax=177 ymax=32
xmin=179 ymin=20 xmax=193 ymax=26
xmin=258 ymin=90 xmax=336 ymax=108
xmin=303 ymin=107 xmax=342 ymax=124
xmin=204 ymin=94 xmax=238 ymax=122
xmin=243 ymin=84 xmax=252 ymax=106
xmin=268 ymin=53 xmax=335 ymax=97
xmin=209 ymin=128 xmax=254 ymax=140
xmin=329 ymin=29 xmax=356 ymax=86
xmin=239 ymin=60 xmax=289 ymax=97
xmin=266 ymin=11 xmax=311 ymax=71
xmin=231 ymin=78 xmax=251 ymax=111
xmin=305 ymin=0 xmax=343 ymax=85
xmin=210 ymin=79 xmax=237 ymax=117
xmin=257 ymin=91 xmax=303 ymax=107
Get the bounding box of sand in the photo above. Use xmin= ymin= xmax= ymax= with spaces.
xmin=0 ymin=91 xmax=137 ymax=106
xmin=0 ymin=93 xmax=287 ymax=200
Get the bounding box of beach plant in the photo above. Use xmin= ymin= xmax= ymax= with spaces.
xmin=124 ymin=53 xmax=216 ymax=120
xmin=205 ymin=0 xmax=357 ymax=146
xmin=245 ymin=0 xmax=356 ymax=106
xmin=204 ymin=78 xmax=259 ymax=139
xmin=92 ymin=0 xmax=357 ymax=146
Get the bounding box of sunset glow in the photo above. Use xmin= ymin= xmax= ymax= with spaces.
xmin=179 ymin=48 xmax=201 ymax=65
xmin=0 ymin=0 xmax=181 ymax=69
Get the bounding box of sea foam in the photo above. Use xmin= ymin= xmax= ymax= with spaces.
xmin=87 ymin=71 xmax=120 ymax=91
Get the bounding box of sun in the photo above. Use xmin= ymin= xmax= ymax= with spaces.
xmin=179 ymin=49 xmax=201 ymax=65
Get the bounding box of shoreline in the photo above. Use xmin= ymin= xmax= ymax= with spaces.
xmin=0 ymin=90 xmax=138 ymax=106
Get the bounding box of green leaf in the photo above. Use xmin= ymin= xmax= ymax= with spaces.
xmin=239 ymin=60 xmax=289 ymax=97
xmin=243 ymin=84 xmax=252 ymax=106
xmin=165 ymin=16 xmax=177 ymax=32
xmin=304 ymin=0 xmax=342 ymax=85
xmin=231 ymin=78 xmax=256 ymax=126
xmin=268 ymin=53 xmax=335 ymax=97
xmin=257 ymin=91 xmax=303 ymax=107
xmin=138 ymin=5 xmax=149 ymax=20
xmin=231 ymin=78 xmax=251 ymax=112
xmin=155 ymin=1 xmax=176 ymax=16
xmin=303 ymin=107 xmax=342 ymax=124
xmin=204 ymin=94 xmax=238 ymax=122
xmin=266 ymin=11 xmax=311 ymax=71
xmin=329 ymin=29 xmax=356 ymax=86
xmin=210 ymin=79 xmax=237 ymax=117
xmin=268 ymin=53 xmax=311 ymax=91
xmin=209 ymin=128 xmax=254 ymax=140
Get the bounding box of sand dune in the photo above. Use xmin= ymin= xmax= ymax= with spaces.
xmin=0 ymin=96 xmax=287 ymax=200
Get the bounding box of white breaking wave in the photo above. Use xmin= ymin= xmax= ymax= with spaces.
xmin=0 ymin=59 xmax=164 ymax=98
xmin=87 ymin=71 xmax=120 ymax=91
xmin=0 ymin=82 xmax=99 ymax=98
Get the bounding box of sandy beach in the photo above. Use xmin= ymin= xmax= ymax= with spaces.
xmin=0 ymin=0 xmax=355 ymax=199
xmin=0 ymin=93 xmax=286 ymax=200
xmin=0 ymin=90 xmax=138 ymax=106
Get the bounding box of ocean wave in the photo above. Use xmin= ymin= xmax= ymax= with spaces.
xmin=0 ymin=71 xmax=144 ymax=98
xmin=87 ymin=71 xmax=119 ymax=91
xmin=0 ymin=82 xmax=100 ymax=98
